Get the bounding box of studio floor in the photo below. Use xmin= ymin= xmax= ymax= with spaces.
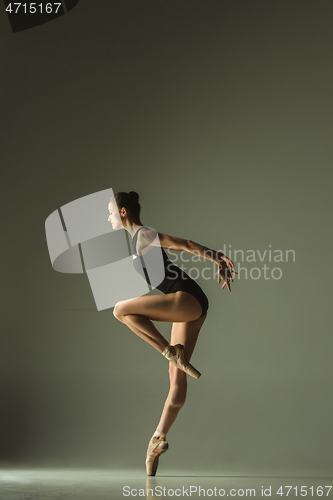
xmin=0 ymin=469 xmax=332 ymax=500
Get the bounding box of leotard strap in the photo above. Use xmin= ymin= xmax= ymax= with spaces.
xmin=131 ymin=226 xmax=148 ymax=256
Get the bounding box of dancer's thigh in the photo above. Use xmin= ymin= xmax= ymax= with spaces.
xmin=114 ymin=291 xmax=202 ymax=322
xmin=170 ymin=313 xmax=207 ymax=363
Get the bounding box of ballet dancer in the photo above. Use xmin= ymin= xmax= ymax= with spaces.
xmin=108 ymin=191 xmax=236 ymax=476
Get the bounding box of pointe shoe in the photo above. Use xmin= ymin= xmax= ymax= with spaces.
xmin=145 ymin=435 xmax=168 ymax=476
xmin=162 ymin=344 xmax=201 ymax=379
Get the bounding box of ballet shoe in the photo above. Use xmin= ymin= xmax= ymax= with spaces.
xmin=162 ymin=344 xmax=201 ymax=379
xmin=145 ymin=435 xmax=168 ymax=476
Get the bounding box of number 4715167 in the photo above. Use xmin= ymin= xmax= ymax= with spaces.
xmin=6 ymin=3 xmax=62 ymax=14
xmin=276 ymin=485 xmax=332 ymax=496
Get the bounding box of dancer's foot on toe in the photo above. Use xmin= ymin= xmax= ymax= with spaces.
xmin=145 ymin=435 xmax=168 ymax=476
xmin=162 ymin=344 xmax=201 ymax=379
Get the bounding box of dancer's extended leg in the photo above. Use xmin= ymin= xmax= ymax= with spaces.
xmin=154 ymin=313 xmax=207 ymax=436
xmin=145 ymin=313 xmax=207 ymax=475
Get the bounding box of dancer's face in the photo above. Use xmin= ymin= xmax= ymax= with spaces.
xmin=108 ymin=201 xmax=123 ymax=230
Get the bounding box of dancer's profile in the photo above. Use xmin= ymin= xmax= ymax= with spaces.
xmin=108 ymin=191 xmax=237 ymax=476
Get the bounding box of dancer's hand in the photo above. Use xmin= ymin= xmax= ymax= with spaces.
xmin=222 ymin=256 xmax=235 ymax=270
xmin=215 ymin=252 xmax=233 ymax=269
xmin=216 ymin=256 xmax=237 ymax=291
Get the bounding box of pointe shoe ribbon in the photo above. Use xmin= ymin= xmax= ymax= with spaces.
xmin=162 ymin=344 xmax=201 ymax=379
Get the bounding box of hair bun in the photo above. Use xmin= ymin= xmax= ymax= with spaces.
xmin=128 ymin=191 xmax=139 ymax=204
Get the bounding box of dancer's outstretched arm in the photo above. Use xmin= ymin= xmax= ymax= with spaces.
xmin=137 ymin=228 xmax=237 ymax=291
xmin=158 ymin=233 xmax=238 ymax=291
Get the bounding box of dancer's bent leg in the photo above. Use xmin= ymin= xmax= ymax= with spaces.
xmin=116 ymin=312 xmax=169 ymax=352
xmin=113 ymin=292 xmax=203 ymax=353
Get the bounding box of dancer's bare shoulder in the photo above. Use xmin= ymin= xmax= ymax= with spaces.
xmin=137 ymin=228 xmax=188 ymax=252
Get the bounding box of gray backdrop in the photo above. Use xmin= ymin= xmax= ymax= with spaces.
xmin=1 ymin=0 xmax=332 ymax=476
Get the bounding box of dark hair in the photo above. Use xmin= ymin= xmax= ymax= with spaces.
xmin=113 ymin=191 xmax=141 ymax=218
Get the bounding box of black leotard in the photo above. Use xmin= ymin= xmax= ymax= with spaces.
xmin=131 ymin=226 xmax=209 ymax=318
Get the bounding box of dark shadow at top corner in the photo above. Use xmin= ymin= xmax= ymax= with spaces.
xmin=64 ymin=0 xmax=81 ymax=12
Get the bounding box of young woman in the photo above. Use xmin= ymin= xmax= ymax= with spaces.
xmin=108 ymin=191 xmax=237 ymax=476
